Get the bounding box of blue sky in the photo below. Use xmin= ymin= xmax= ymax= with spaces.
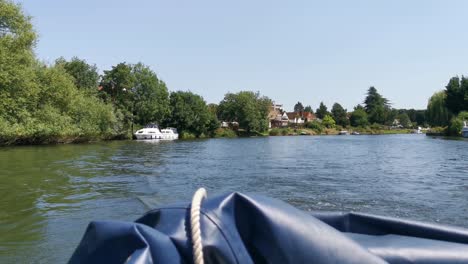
xmin=20 ymin=0 xmax=468 ymax=111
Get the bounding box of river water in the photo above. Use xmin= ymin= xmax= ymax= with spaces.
xmin=1 ymin=135 xmax=468 ymax=263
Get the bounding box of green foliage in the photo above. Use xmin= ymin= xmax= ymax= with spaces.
xmin=131 ymin=63 xmax=170 ymax=125
xmin=331 ymin=103 xmax=349 ymax=127
xmin=167 ymin=91 xmax=217 ymax=137
xmin=370 ymin=123 xmax=384 ymax=130
xmin=0 ymin=1 xmax=121 ymax=144
xmin=448 ymin=111 xmax=468 ymax=136
xmin=350 ymin=106 xmax=369 ymax=127
xmin=444 ymin=77 xmax=465 ymax=114
xmin=306 ymin=120 xmax=324 ymax=133
xmin=294 ymin=101 xmax=304 ymax=112
xmin=214 ymin=128 xmax=237 ymax=138
xmin=315 ymin=102 xmax=328 ymax=119
xmin=304 ymin=105 xmax=313 ymax=113
xmin=448 ymin=117 xmax=463 ymax=136
xmin=218 ymin=91 xmax=271 ymax=133
xmin=427 ymin=91 xmax=451 ymax=126
xmin=269 ymin=128 xmax=281 ymax=136
xmin=364 ymin=86 xmax=390 ymax=124
xmin=322 ymin=115 xmax=336 ymax=128
xmin=458 ymin=111 xmax=468 ymax=121
xmin=396 ymin=113 xmax=412 ymax=128
xmin=55 ymin=57 xmax=99 ymax=91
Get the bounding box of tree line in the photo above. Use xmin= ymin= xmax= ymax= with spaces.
xmin=292 ymin=86 xmax=427 ymax=131
xmin=0 ymin=1 xmax=275 ymax=144
xmin=426 ymin=76 xmax=468 ymax=135
xmin=2 ymin=0 xmax=467 ymax=145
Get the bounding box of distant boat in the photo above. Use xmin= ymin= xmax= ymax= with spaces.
xmin=134 ymin=123 xmax=163 ymax=140
xmin=338 ymin=130 xmax=349 ymax=135
xmin=351 ymin=131 xmax=360 ymax=135
xmin=412 ymin=127 xmax=423 ymax=134
xmin=160 ymin=127 xmax=179 ymax=140
xmin=462 ymin=121 xmax=468 ymax=138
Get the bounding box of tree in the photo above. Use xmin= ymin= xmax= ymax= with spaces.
xmin=131 ymin=63 xmax=170 ymax=125
xmin=55 ymin=57 xmax=99 ymax=91
xmin=294 ymin=101 xmax=304 ymax=113
xmin=445 ymin=77 xmax=464 ymax=115
xmin=0 ymin=1 xmax=120 ymax=144
xmin=322 ymin=114 xmax=336 ymax=128
xmin=397 ymin=113 xmax=411 ymax=128
xmin=0 ymin=0 xmax=37 ymax=123
xmin=167 ymin=91 xmax=216 ymax=137
xmin=315 ymin=102 xmax=328 ymax=119
xmin=350 ymin=105 xmax=369 ymax=127
xmin=364 ymin=86 xmax=390 ymax=124
xmin=304 ymin=105 xmax=313 ymax=113
xmin=427 ymin=91 xmax=451 ymax=126
xmin=218 ymin=91 xmax=271 ymax=133
xmin=331 ymin=103 xmax=349 ymax=127
xmin=100 ymin=63 xmax=135 ymax=109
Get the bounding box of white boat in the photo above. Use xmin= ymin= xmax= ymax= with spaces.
xmin=412 ymin=127 xmax=423 ymax=134
xmin=160 ymin=127 xmax=179 ymax=140
xmin=462 ymin=121 xmax=468 ymax=138
xmin=338 ymin=130 xmax=349 ymax=135
xmin=134 ymin=124 xmax=163 ymax=140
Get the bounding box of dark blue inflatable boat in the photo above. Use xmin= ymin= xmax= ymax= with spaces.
xmin=70 ymin=190 xmax=468 ymax=263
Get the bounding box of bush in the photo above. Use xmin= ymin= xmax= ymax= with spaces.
xmin=269 ymin=128 xmax=281 ymax=136
xmin=179 ymin=131 xmax=196 ymax=139
xmin=448 ymin=117 xmax=463 ymax=136
xmin=214 ymin=128 xmax=237 ymax=138
xmin=370 ymin=123 xmax=384 ymax=130
xmin=306 ymin=121 xmax=323 ymax=133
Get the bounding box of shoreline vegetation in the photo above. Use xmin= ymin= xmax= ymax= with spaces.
xmin=1 ymin=1 xmax=467 ymax=146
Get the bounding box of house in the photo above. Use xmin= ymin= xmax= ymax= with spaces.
xmin=286 ymin=111 xmax=316 ymax=124
xmin=269 ymin=102 xmax=289 ymax=128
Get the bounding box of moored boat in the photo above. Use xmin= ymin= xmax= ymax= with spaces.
xmin=462 ymin=121 xmax=468 ymax=138
xmin=338 ymin=130 xmax=349 ymax=135
xmin=134 ymin=123 xmax=163 ymax=140
xmin=160 ymin=127 xmax=179 ymax=140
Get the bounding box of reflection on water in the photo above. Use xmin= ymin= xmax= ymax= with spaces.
xmin=1 ymin=135 xmax=468 ymax=263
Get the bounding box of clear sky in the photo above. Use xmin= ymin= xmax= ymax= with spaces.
xmin=20 ymin=0 xmax=468 ymax=111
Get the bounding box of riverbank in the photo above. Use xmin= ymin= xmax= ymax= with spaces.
xmin=267 ymin=127 xmax=416 ymax=136
xmin=212 ymin=127 xmax=417 ymax=138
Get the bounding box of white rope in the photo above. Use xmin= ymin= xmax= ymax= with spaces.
xmin=190 ymin=188 xmax=207 ymax=264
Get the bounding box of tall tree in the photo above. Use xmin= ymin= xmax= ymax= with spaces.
xmin=315 ymin=102 xmax=328 ymax=119
xmin=322 ymin=115 xmax=336 ymax=128
xmin=100 ymin=63 xmax=135 ymax=109
xmin=364 ymin=86 xmax=390 ymax=124
xmin=0 ymin=0 xmax=37 ymax=123
xmin=350 ymin=105 xmax=369 ymax=127
xmin=55 ymin=57 xmax=99 ymax=91
xmin=294 ymin=101 xmax=304 ymax=113
xmin=427 ymin=91 xmax=451 ymax=126
xmin=445 ymin=76 xmax=464 ymax=114
xmin=131 ymin=63 xmax=170 ymax=125
xmin=167 ymin=91 xmax=216 ymax=137
xmin=304 ymin=105 xmax=313 ymax=113
xmin=218 ymin=91 xmax=271 ymax=132
xmin=331 ymin=103 xmax=349 ymax=127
